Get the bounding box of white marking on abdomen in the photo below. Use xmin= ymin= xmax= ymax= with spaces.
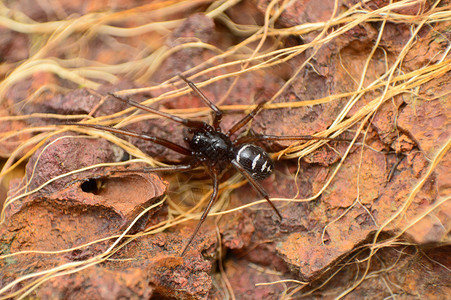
xmin=261 ymin=160 xmax=267 ymax=172
xmin=251 ymin=154 xmax=261 ymax=170
xmin=236 ymin=144 xmax=250 ymax=164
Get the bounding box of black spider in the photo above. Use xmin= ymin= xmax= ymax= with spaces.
xmin=70 ymin=74 xmax=341 ymax=256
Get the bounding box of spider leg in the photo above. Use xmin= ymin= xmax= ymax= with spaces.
xmin=231 ymin=159 xmax=282 ymax=220
xmin=114 ymin=163 xmax=197 ymax=174
xmin=234 ymin=133 xmax=349 ymax=145
xmin=108 ymin=93 xmax=208 ymax=129
xmin=226 ymin=101 xmax=267 ymax=137
xmin=66 ymin=122 xmax=193 ymax=156
xmin=178 ymin=74 xmax=223 ymax=131
xmin=180 ymin=168 xmax=219 ymax=256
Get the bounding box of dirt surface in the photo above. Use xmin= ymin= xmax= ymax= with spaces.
xmin=0 ymin=0 xmax=450 ymax=299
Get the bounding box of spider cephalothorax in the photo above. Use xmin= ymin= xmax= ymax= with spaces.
xmin=188 ymin=128 xmax=233 ymax=163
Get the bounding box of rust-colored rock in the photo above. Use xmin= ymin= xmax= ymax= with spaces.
xmin=222 ymin=257 xmax=286 ymax=299
xmin=0 ymin=131 xmax=217 ymax=298
xmin=398 ymin=97 xmax=450 ymax=158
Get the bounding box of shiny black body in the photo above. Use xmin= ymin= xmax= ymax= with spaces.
xmin=188 ymin=127 xmax=274 ymax=181
xmin=188 ymin=129 xmax=234 ymax=163
xmin=234 ymin=144 xmax=273 ymax=180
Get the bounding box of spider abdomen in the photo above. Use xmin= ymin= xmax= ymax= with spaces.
xmin=235 ymin=144 xmax=274 ymax=180
xmin=189 ymin=130 xmax=233 ymax=162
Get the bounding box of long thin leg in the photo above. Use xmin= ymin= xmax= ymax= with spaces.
xmin=108 ymin=93 xmax=208 ymax=129
xmin=231 ymin=159 xmax=282 ymax=220
xmin=180 ymin=169 xmax=219 ymax=256
xmin=235 ymin=133 xmax=349 ymax=145
xmin=178 ymin=74 xmax=223 ymax=131
xmin=66 ymin=122 xmax=193 ymax=156
xmin=114 ymin=164 xmax=197 ymax=174
xmin=226 ymin=101 xmax=267 ymax=137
